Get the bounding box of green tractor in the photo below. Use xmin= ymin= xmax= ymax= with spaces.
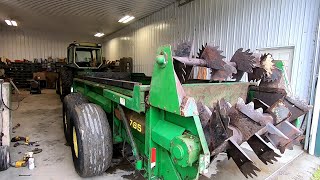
xmin=56 ymin=42 xmax=103 ymax=100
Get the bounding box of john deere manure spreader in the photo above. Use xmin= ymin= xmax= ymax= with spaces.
xmin=62 ymin=43 xmax=311 ymax=179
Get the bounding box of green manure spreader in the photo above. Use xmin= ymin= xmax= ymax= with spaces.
xmin=62 ymin=43 xmax=311 ymax=179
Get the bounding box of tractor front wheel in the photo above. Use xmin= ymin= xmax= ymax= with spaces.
xmin=70 ymin=103 xmax=112 ymax=177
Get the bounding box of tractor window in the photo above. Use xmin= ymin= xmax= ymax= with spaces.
xmin=75 ymin=48 xmax=102 ymax=68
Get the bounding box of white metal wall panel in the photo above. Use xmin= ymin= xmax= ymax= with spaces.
xmin=0 ymin=28 xmax=77 ymax=61
xmin=104 ymin=0 xmax=320 ymax=101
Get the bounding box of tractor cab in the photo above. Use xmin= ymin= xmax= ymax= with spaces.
xmin=67 ymin=42 xmax=103 ymax=69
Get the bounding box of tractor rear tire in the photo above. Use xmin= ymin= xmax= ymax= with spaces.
xmin=59 ymin=67 xmax=73 ymax=101
xmin=70 ymin=103 xmax=113 ymax=177
xmin=0 ymin=146 xmax=10 ymax=171
xmin=63 ymin=93 xmax=88 ymax=145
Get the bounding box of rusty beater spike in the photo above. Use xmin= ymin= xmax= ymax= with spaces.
xmin=227 ymin=139 xmax=261 ymax=178
xmin=266 ymin=120 xmax=303 ymax=154
xmin=247 ymin=134 xmax=281 ymax=165
xmin=266 ymin=99 xmax=292 ymax=124
xmin=283 ymin=96 xmax=313 ymax=122
xmin=230 ymin=48 xmax=255 ymax=73
xmin=236 ymin=98 xmax=273 ymax=126
xmin=200 ymin=45 xmax=226 ymax=69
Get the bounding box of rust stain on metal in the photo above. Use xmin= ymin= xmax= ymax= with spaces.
xmin=247 ymin=134 xmax=281 ymax=165
xmin=227 ymin=139 xmax=261 ymax=178
xmin=200 ymin=45 xmax=226 ymax=70
xmin=228 ymin=107 xmax=263 ymax=141
xmin=283 ymin=96 xmax=313 ymax=122
xmin=236 ymin=98 xmax=273 ymax=126
xmin=267 ymin=99 xmax=291 ymax=124
xmin=183 ymin=83 xmax=249 ymax=109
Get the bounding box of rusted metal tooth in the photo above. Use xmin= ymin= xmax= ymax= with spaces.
xmin=211 ymin=125 xmax=242 ymax=157
xmin=200 ymin=45 xmax=226 ymax=69
xmin=257 ymin=123 xmax=289 ymax=154
xmin=266 ymin=99 xmax=292 ymax=124
xmin=230 ymin=48 xmax=255 ymax=81
xmin=264 ymin=121 xmax=303 ymax=154
xmin=249 ymin=86 xmax=287 ymax=107
xmin=247 ymin=134 xmax=281 ymax=165
xmin=270 ymin=121 xmax=304 ymax=153
xmin=278 ymin=121 xmax=304 ymax=146
xmin=204 ymin=99 xmax=234 ymax=155
xmin=253 ymin=54 xmax=282 ymax=83
xmin=197 ymin=102 xmax=212 ymax=128
xmin=283 ymin=96 xmax=313 ymax=122
xmin=264 ymin=123 xmax=289 ymax=140
xmin=228 ymin=106 xmax=263 ymax=141
xmin=236 ymin=98 xmax=273 ymax=126
xmin=230 ymin=48 xmax=255 ymax=73
xmin=211 ymin=63 xmax=237 ymax=82
xmin=217 ymin=99 xmax=233 ymax=137
xmin=197 ymin=44 xmax=207 ymax=58
xmin=252 ymin=98 xmax=269 ymax=112
xmin=208 ymin=106 xmax=229 ymax=151
xmin=227 ymin=139 xmax=261 ymax=178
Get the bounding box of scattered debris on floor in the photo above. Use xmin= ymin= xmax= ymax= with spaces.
xmin=12 ymin=123 xmax=20 ymax=130
xmin=10 ymin=134 xmax=41 ymax=171
xmin=32 ymin=148 xmax=42 ymax=154
xmin=11 ymin=136 xmax=39 ymax=147
xmin=11 ymin=136 xmax=29 ymax=142
xmin=11 ymin=151 xmax=36 ymax=170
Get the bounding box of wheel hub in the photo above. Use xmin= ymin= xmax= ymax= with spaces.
xmin=73 ymin=127 xmax=78 ymax=158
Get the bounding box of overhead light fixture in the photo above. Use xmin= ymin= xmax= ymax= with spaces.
xmin=123 ymin=16 xmax=135 ymax=23
xmin=118 ymin=15 xmax=135 ymax=23
xmin=118 ymin=15 xmax=130 ymax=23
xmin=11 ymin=21 xmax=17 ymax=26
xmin=5 ymin=20 xmax=12 ymax=26
xmin=94 ymin=33 xmax=105 ymax=37
xmin=4 ymin=20 xmax=18 ymax=26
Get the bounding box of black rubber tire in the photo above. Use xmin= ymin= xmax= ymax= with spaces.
xmin=59 ymin=67 xmax=73 ymax=101
xmin=70 ymin=103 xmax=113 ymax=177
xmin=0 ymin=146 xmax=10 ymax=171
xmin=63 ymin=93 xmax=88 ymax=145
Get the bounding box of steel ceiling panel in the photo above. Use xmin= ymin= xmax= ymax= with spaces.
xmin=0 ymin=0 xmax=175 ymax=37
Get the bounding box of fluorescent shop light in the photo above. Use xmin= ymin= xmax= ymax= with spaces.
xmin=118 ymin=15 xmax=135 ymax=23
xmin=118 ymin=15 xmax=130 ymax=23
xmin=122 ymin=16 xmax=135 ymax=23
xmin=94 ymin=33 xmax=105 ymax=37
xmin=11 ymin=21 xmax=17 ymax=26
xmin=5 ymin=20 xmax=12 ymax=26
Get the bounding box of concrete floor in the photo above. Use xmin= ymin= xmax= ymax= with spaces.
xmin=0 ymin=89 xmax=319 ymax=180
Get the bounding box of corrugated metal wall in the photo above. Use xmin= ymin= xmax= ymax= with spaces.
xmin=0 ymin=27 xmax=102 ymax=61
xmin=0 ymin=28 xmax=72 ymax=60
xmin=104 ymin=0 xmax=320 ymax=101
